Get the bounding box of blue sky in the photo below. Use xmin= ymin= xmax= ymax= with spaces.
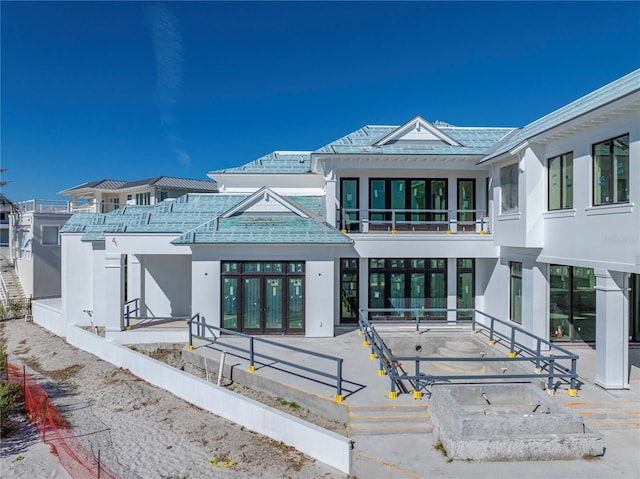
xmin=1 ymin=1 xmax=639 ymax=201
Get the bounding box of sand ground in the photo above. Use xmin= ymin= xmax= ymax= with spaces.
xmin=0 ymin=319 xmax=347 ymax=479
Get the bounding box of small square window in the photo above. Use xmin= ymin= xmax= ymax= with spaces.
xmin=42 ymin=226 xmax=59 ymax=245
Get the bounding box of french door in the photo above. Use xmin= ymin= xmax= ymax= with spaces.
xmin=222 ymin=262 xmax=305 ymax=334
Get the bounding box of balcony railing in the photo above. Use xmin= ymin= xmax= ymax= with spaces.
xmin=16 ymin=199 xmax=71 ymax=214
xmin=71 ymin=201 xmax=121 ymax=214
xmin=337 ymin=208 xmax=489 ymax=234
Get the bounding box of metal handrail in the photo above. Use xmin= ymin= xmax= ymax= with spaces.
xmin=123 ymin=298 xmax=140 ymax=329
xmin=358 ymin=308 xmax=579 ymax=397
xmin=188 ymin=314 xmax=345 ymax=401
xmin=339 ymin=207 xmax=488 ymax=233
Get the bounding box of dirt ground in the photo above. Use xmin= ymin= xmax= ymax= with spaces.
xmin=0 ymin=319 xmax=348 ymax=479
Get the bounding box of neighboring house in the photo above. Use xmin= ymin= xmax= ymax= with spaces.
xmin=7 ymin=176 xmax=218 ymax=300
xmin=59 ymin=176 xmax=218 ymax=213
xmin=9 ymin=199 xmax=72 ymax=299
xmin=0 ymin=193 xmax=14 ymax=249
xmin=41 ymin=69 xmax=638 ymax=391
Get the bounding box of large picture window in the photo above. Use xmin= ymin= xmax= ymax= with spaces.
xmin=593 ymin=134 xmax=629 ymax=206
xmin=500 ymin=164 xmax=519 ymax=214
xmin=368 ymin=258 xmax=446 ymax=319
xmin=549 ymin=265 xmax=595 ymax=342
xmin=548 ymin=152 xmax=573 ymax=210
xmin=369 ymin=178 xmax=447 ymax=230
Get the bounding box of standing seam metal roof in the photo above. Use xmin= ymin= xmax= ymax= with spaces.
xmin=313 ymin=125 xmax=514 ymax=155
xmin=59 ymin=193 xmax=336 ymax=244
xmin=208 ymin=151 xmax=312 ymax=175
xmin=481 ymin=69 xmax=640 ymax=163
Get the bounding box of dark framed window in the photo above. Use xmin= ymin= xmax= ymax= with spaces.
xmin=135 ymin=192 xmax=151 ymax=205
xmin=457 ymin=259 xmax=475 ymax=319
xmin=549 ymin=265 xmax=595 ymax=342
xmin=593 ymin=134 xmax=629 ymax=206
xmin=509 ymin=261 xmax=522 ymax=324
xmin=457 ymin=179 xmax=476 ymax=231
xmin=500 ymin=164 xmax=519 ymax=214
xmin=368 ymin=258 xmax=446 ymax=319
xmin=369 ymin=178 xmax=447 ymax=230
xmin=548 ymin=152 xmax=573 ymax=210
xmin=340 ymin=178 xmax=359 ymax=231
xmin=340 ymin=259 xmax=359 ymax=322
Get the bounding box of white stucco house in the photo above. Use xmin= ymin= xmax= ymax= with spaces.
xmin=36 ymin=69 xmax=639 ymax=391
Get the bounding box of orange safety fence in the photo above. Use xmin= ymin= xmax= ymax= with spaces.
xmin=7 ymin=362 xmax=121 ymax=479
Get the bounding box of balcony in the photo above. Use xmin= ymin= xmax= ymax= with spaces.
xmin=16 ymin=199 xmax=72 ymax=214
xmin=337 ymin=208 xmax=489 ymax=234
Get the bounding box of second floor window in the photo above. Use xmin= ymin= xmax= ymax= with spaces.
xmin=500 ymin=164 xmax=519 ymax=214
xmin=135 ymin=192 xmax=151 ymax=205
xmin=548 ymin=152 xmax=573 ymax=210
xmin=593 ymin=133 xmax=629 ymax=206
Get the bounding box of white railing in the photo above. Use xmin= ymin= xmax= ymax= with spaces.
xmin=16 ymin=199 xmax=71 ymax=214
xmin=338 ymin=208 xmax=490 ymax=234
xmin=0 ymin=273 xmax=8 ymax=308
xmin=71 ymin=201 xmax=120 ymax=214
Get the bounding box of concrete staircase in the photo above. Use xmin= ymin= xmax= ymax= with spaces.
xmin=347 ymin=403 xmax=432 ymax=436
xmin=565 ymin=399 xmax=640 ymax=430
xmin=0 ymin=258 xmax=26 ymax=305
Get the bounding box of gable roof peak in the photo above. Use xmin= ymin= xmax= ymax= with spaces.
xmin=373 ymin=116 xmax=462 ymax=147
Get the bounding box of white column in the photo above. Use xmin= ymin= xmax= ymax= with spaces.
xmin=325 ymin=178 xmax=337 ymax=227
xmin=104 ymin=253 xmax=124 ymax=333
xmin=128 ymin=255 xmax=142 ymax=305
xmin=522 ymin=260 xmax=548 ymax=349
xmin=595 ymin=269 xmax=629 ymax=389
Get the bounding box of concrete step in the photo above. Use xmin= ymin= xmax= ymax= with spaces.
xmin=565 ymin=400 xmax=640 ymax=430
xmin=347 ymin=403 xmax=432 ymax=436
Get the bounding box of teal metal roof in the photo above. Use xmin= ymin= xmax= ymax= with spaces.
xmin=59 ymin=192 xmax=336 ymax=244
xmin=481 ymin=69 xmax=640 ymax=163
xmin=208 ymin=151 xmax=312 ymax=175
xmin=172 ymin=215 xmax=351 ymax=245
xmin=314 ymin=124 xmax=514 ymax=156
xmin=286 ymin=196 xmax=325 ymax=217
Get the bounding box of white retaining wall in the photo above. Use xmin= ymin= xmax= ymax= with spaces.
xmin=33 ymin=298 xmax=66 ymax=337
xmin=65 ymin=325 xmax=351 ymax=474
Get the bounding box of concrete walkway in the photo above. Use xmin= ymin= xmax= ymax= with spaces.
xmin=184 ymin=326 xmax=640 ymax=479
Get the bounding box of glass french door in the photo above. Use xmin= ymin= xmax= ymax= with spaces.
xmin=222 ymin=262 xmax=305 ymax=334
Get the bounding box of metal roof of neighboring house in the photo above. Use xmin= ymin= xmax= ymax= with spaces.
xmin=481 ymin=69 xmax=640 ymax=163
xmin=59 ymin=192 xmax=335 ymax=244
xmin=59 ymin=176 xmax=217 ymax=195
xmin=60 ymin=179 xmax=127 ymax=193
xmin=313 ymin=122 xmax=514 ymax=156
xmin=119 ymin=176 xmax=218 ymax=191
xmin=207 ymin=151 xmax=312 ymax=175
